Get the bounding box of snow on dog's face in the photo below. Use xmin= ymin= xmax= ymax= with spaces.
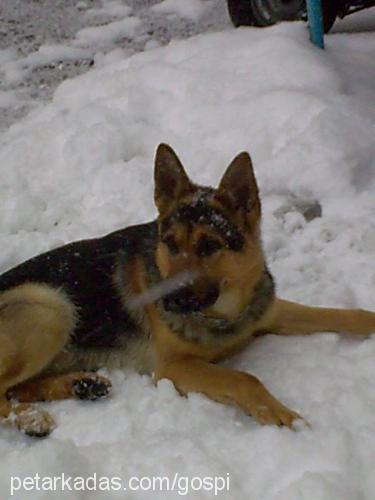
xmin=154 ymin=144 xmax=265 ymax=320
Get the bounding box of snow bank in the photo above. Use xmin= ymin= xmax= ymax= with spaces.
xmin=74 ymin=17 xmax=142 ymax=48
xmin=3 ymin=45 xmax=91 ymax=85
xmin=84 ymin=1 xmax=133 ymax=21
xmin=0 ymin=90 xmax=21 ymax=109
xmin=0 ymin=22 xmax=374 ymax=500
xmin=151 ymin=0 xmax=213 ymax=22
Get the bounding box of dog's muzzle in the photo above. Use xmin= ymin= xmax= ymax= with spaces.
xmin=162 ymin=284 xmax=219 ymax=314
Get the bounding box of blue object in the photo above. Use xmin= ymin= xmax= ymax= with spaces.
xmin=306 ymin=0 xmax=325 ymax=49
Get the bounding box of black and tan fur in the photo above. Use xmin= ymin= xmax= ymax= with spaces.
xmin=1 ymin=143 xmax=374 ymax=436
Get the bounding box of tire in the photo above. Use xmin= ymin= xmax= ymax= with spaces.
xmin=227 ymin=0 xmax=254 ymax=27
xmin=226 ymin=0 xmax=338 ymax=33
xmin=250 ymin=0 xmax=305 ymax=26
xmin=321 ymin=0 xmax=339 ymax=33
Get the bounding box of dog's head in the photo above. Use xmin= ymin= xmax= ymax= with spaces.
xmin=154 ymin=143 xmax=264 ymax=320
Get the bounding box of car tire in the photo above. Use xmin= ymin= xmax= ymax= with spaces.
xmin=227 ymin=0 xmax=255 ymax=27
xmin=250 ymin=0 xmax=305 ymax=26
xmin=321 ymin=0 xmax=339 ymax=33
xmin=227 ymin=0 xmax=339 ymax=34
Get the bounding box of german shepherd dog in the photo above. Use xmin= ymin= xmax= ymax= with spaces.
xmin=1 ymin=144 xmax=374 ymax=437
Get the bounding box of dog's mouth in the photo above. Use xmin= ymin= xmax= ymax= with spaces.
xmin=162 ymin=284 xmax=219 ymax=314
xmin=126 ymin=270 xmax=197 ymax=309
xmin=127 ymin=270 xmax=220 ymax=315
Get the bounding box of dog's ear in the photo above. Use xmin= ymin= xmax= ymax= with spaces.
xmin=217 ymin=152 xmax=260 ymax=215
xmin=154 ymin=143 xmax=193 ymax=213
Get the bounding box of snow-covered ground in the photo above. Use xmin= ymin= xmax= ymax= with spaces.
xmin=0 ymin=0 xmax=229 ymax=131
xmin=1 ymin=2 xmax=375 ymax=499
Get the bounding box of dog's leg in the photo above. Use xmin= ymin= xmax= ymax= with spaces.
xmin=0 ymin=283 xmax=76 ymax=436
xmin=270 ymin=298 xmax=375 ymax=336
xmin=0 ymin=397 xmax=55 ymax=437
xmin=8 ymin=371 xmax=111 ymax=402
xmin=155 ymin=358 xmax=302 ymax=428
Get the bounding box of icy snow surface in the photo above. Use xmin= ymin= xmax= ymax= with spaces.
xmin=0 ymin=0 xmax=229 ymax=131
xmin=151 ymin=0 xmax=213 ymax=21
xmin=0 ymin=12 xmax=375 ymax=500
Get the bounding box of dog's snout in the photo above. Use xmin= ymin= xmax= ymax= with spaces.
xmin=163 ymin=287 xmax=198 ymax=313
xmin=163 ymin=283 xmax=219 ymax=314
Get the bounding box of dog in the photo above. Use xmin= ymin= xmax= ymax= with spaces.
xmin=0 ymin=143 xmax=374 ymax=437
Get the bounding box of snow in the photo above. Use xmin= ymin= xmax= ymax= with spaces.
xmin=0 ymin=48 xmax=19 ymax=65
xmin=0 ymin=0 xmax=230 ymax=130
xmin=84 ymin=1 xmax=133 ymax=20
xmin=151 ymin=0 xmax=213 ymax=22
xmin=0 ymin=90 xmax=21 ymax=109
xmin=74 ymin=16 xmax=142 ymax=49
xmin=0 ymin=11 xmax=375 ymax=500
xmin=3 ymin=46 xmax=92 ymax=85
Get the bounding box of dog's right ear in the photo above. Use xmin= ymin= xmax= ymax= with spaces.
xmin=217 ymin=151 xmax=260 ymax=214
xmin=154 ymin=143 xmax=193 ymax=214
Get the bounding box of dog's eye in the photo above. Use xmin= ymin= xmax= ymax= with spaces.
xmin=196 ymin=237 xmax=222 ymax=257
xmin=163 ymin=235 xmax=179 ymax=255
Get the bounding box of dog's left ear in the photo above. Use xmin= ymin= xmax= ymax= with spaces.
xmin=154 ymin=143 xmax=194 ymax=214
xmin=217 ymin=152 xmax=260 ymax=215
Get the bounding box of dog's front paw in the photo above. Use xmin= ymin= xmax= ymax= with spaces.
xmin=72 ymin=374 xmax=112 ymax=401
xmin=12 ymin=404 xmax=56 ymax=437
xmin=249 ymin=398 xmax=303 ymax=428
xmin=240 ymin=380 xmax=305 ymax=429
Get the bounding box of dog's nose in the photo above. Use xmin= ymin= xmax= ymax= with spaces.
xmin=163 ymin=284 xmax=219 ymax=314
xmin=163 ymin=287 xmax=199 ymax=313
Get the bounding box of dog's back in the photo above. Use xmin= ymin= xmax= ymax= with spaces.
xmin=0 ymin=222 xmax=157 ymax=357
